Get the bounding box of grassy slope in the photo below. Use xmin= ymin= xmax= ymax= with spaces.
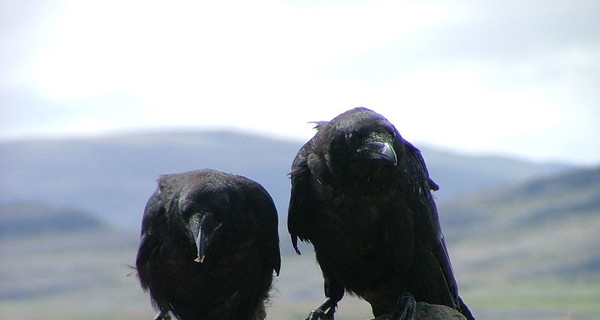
xmin=442 ymin=167 xmax=600 ymax=320
xmin=1 ymin=230 xmax=598 ymax=320
xmin=0 ymin=228 xmax=153 ymax=320
xmin=2 ymin=166 xmax=599 ymax=319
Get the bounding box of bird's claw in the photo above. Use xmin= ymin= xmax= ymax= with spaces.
xmin=153 ymin=311 xmax=171 ymax=320
xmin=305 ymin=298 xmax=337 ymax=320
xmin=389 ymin=292 xmax=416 ymax=320
xmin=305 ymin=309 xmax=330 ymax=320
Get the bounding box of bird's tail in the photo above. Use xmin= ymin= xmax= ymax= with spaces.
xmin=458 ymin=296 xmax=475 ymax=320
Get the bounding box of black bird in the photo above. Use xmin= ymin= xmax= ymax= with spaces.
xmin=288 ymin=108 xmax=474 ymax=320
xmin=136 ymin=169 xmax=281 ymax=320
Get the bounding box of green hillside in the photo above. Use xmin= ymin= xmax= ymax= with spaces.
xmin=0 ymin=203 xmax=153 ymax=319
xmin=2 ymin=166 xmax=599 ymax=319
xmin=441 ymin=166 xmax=600 ymax=319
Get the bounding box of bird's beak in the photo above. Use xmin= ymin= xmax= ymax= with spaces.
xmin=189 ymin=215 xmax=207 ymax=263
xmin=359 ymin=141 xmax=398 ymax=166
xmin=379 ymin=142 xmax=398 ymax=165
xmin=194 ymin=226 xmax=207 ymax=263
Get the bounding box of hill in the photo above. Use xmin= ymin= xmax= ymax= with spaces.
xmin=442 ymin=165 xmax=600 ymax=246
xmin=0 ymin=130 xmax=574 ymax=232
xmin=0 ymin=166 xmax=598 ymax=319
xmin=0 ymin=202 xmax=107 ymax=239
xmin=419 ymin=146 xmax=575 ymax=200
xmin=0 ymin=203 xmax=153 ymax=319
xmin=441 ymin=166 xmax=600 ymax=319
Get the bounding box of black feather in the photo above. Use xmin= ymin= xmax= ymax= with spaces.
xmin=287 ymin=107 xmax=474 ymax=319
xmin=136 ymin=169 xmax=280 ymax=320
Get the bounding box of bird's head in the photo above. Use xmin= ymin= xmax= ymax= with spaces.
xmin=345 ymin=128 xmax=398 ymax=166
xmin=179 ymin=190 xmax=228 ymax=263
xmin=312 ymin=107 xmax=404 ymax=187
xmin=187 ymin=211 xmax=222 ymax=263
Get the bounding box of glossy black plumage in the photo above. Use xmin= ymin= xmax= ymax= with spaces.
xmin=288 ymin=108 xmax=474 ymax=319
xmin=136 ymin=169 xmax=281 ymax=320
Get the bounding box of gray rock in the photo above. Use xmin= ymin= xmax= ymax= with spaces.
xmin=371 ymin=302 xmax=466 ymax=320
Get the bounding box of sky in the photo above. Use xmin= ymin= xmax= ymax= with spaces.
xmin=1 ymin=0 xmax=599 ymax=165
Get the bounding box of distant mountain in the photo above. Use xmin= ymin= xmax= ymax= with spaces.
xmin=442 ymin=166 xmax=600 ymax=284
xmin=419 ymin=146 xmax=574 ymax=200
xmin=0 ymin=202 xmax=107 ymax=239
xmin=0 ymin=130 xmax=577 ymax=230
xmin=0 ymin=130 xmax=299 ymax=230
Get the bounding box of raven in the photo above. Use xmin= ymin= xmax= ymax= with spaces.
xmin=288 ymin=108 xmax=474 ymax=320
xmin=136 ymin=169 xmax=281 ymax=320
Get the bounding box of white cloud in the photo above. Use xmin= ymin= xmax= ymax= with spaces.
xmin=2 ymin=0 xmax=599 ymax=164
xmin=24 ymin=0 xmax=455 ymax=98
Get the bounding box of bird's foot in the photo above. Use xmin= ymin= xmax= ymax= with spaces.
xmin=305 ymin=298 xmax=337 ymax=320
xmin=389 ymin=292 xmax=416 ymax=320
xmin=305 ymin=309 xmax=330 ymax=320
xmin=153 ymin=311 xmax=171 ymax=320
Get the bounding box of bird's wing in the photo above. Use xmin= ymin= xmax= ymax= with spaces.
xmin=135 ymin=189 xmax=166 ymax=289
xmin=256 ymin=187 xmax=282 ymax=276
xmin=287 ymin=138 xmax=319 ymax=254
xmin=401 ymin=142 xmax=461 ymax=309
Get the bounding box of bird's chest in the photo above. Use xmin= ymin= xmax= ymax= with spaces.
xmin=315 ymin=192 xmax=400 ymax=259
xmin=311 ymin=188 xmax=415 ymax=287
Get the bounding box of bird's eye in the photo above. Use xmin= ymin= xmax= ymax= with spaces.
xmin=346 ymin=132 xmax=361 ymax=145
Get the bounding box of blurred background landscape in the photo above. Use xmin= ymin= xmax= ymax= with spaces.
xmin=1 ymin=130 xmax=598 ymax=320
xmin=2 ymin=0 xmax=599 ymax=319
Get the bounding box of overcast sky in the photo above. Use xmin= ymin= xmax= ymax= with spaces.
xmin=1 ymin=0 xmax=599 ymax=165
